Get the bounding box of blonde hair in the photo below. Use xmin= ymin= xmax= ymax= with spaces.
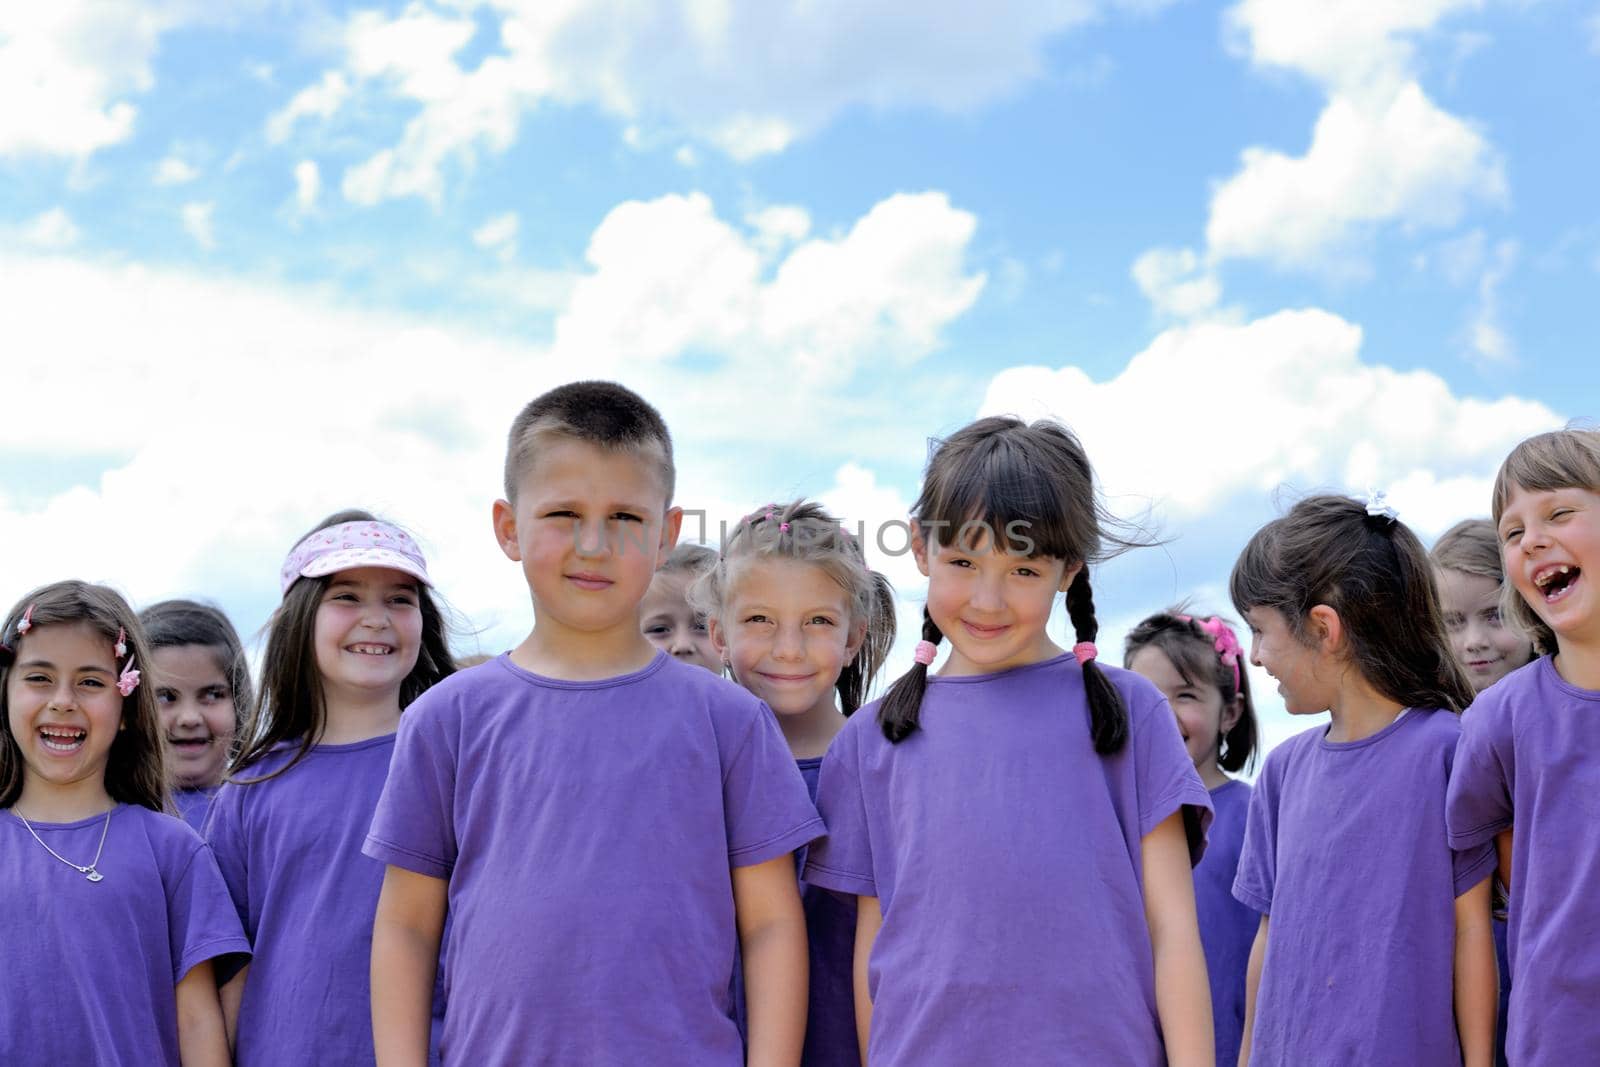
xmin=1430 ymin=519 xmax=1502 ymax=582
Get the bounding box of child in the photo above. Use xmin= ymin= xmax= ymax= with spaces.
xmin=141 ymin=599 xmax=253 ymax=831
xmin=1447 ymin=428 xmax=1600 ymax=1065
xmin=366 ymin=381 xmax=821 ymax=1066
xmin=1125 ymin=610 xmax=1258 ymax=1067
xmin=0 ymin=581 xmax=249 ymax=1066
xmin=205 ymin=511 xmax=454 ymax=1065
xmin=803 ymin=416 xmax=1215 ymax=1066
xmin=1230 ymin=494 xmax=1497 ymax=1066
xmin=697 ymin=499 xmax=898 ymax=1066
xmin=642 ymin=541 xmax=722 ymax=673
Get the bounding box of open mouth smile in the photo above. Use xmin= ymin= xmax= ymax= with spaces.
xmin=39 ymin=725 xmax=88 ymax=754
xmin=1532 ymin=563 xmax=1581 ymax=603
xmin=167 ymin=735 xmax=215 ymax=750
xmin=346 ymin=643 xmax=395 ymax=656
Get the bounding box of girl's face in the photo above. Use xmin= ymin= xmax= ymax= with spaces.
xmin=1499 ymin=484 xmax=1600 ymax=650
xmin=5 ymin=622 xmax=124 ymax=802
xmin=640 ymin=572 xmax=721 ymax=674
xmin=313 ymin=567 xmax=424 ymax=706
xmin=712 ymin=559 xmax=863 ymax=720
xmin=914 ymin=525 xmax=1078 ymax=676
xmin=1128 ymin=644 xmax=1238 ymax=771
xmin=153 ymin=644 xmax=237 ymax=789
xmin=1244 ymin=606 xmax=1339 ymax=715
xmin=1436 ymin=569 xmax=1534 ymax=692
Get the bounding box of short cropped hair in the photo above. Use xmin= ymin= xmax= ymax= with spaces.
xmin=503 ymin=381 xmax=675 ymax=502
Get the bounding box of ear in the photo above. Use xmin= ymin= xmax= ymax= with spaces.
xmin=1058 ymin=560 xmax=1084 ymax=593
xmin=1219 ymin=693 xmax=1244 ymax=735
xmin=910 ymin=520 xmax=931 ymax=578
xmin=707 ymin=613 xmax=729 ymax=660
xmin=658 ymin=506 xmax=684 ymax=556
xmin=491 ymin=498 xmax=521 ymax=562
xmin=1307 ymin=603 xmax=1343 ymax=655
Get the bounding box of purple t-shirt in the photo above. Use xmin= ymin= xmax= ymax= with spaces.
xmin=364 ymin=653 xmax=824 ymax=1066
xmin=0 ymin=804 xmax=250 ymax=1066
xmin=1234 ymin=709 xmax=1496 ymax=1066
xmin=173 ymin=785 xmax=217 ymax=833
xmin=1195 ymin=778 xmax=1257 ymax=1067
xmin=796 ymin=754 xmax=860 ymax=1067
xmin=1446 ymin=656 xmax=1600 ymax=1066
xmin=802 ymin=654 xmax=1213 ymax=1066
xmin=207 ymin=734 xmax=408 ymax=1067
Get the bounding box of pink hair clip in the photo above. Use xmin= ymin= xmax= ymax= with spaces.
xmin=780 ymin=522 xmax=790 ymax=532
xmin=912 ymin=640 xmax=938 ymax=666
xmin=114 ymin=627 xmax=127 ymax=658
xmin=117 ymin=656 xmax=141 ymax=697
xmin=16 ymin=605 xmax=34 ymax=635
xmin=1072 ymin=641 xmax=1098 ymax=665
xmin=1179 ymin=614 xmax=1243 ymax=691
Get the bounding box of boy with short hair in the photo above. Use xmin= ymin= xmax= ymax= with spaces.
xmin=367 ymin=381 xmax=821 ymax=1066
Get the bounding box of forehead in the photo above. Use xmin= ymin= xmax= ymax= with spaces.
xmin=14 ymin=620 xmax=116 ymax=668
xmin=725 ymin=558 xmax=850 ymax=605
xmin=1435 ymin=568 xmax=1499 ymax=605
xmin=1128 ymin=644 xmax=1184 ymax=683
xmin=516 ymin=436 xmax=670 ymax=508
xmin=1243 ymin=605 xmax=1289 ymax=631
xmin=150 ymin=643 xmax=231 ymax=684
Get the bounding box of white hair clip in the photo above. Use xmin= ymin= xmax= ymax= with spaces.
xmin=1364 ymin=487 xmax=1398 ymax=522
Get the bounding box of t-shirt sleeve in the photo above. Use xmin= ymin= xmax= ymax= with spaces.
xmin=1445 ymin=696 xmax=1515 ymax=851
xmin=363 ymin=701 xmax=458 ymax=880
xmin=1232 ymin=750 xmax=1282 ymax=915
xmin=1132 ymin=688 xmax=1214 ymax=866
xmin=722 ymin=702 xmax=825 ymax=869
xmin=800 ymin=722 xmax=877 ymax=898
xmin=165 ymin=837 xmax=252 ymax=985
xmin=202 ymin=781 xmax=252 ymax=939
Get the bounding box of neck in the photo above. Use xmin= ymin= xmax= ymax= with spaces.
xmin=940 ymin=635 xmax=1064 ymax=677
xmin=12 ymin=776 xmax=116 ymax=823
xmin=513 ymin=620 xmax=657 ymax=682
xmin=1197 ymin=759 xmax=1231 ymax=790
xmin=776 ymin=700 xmax=846 ymax=760
xmin=1553 ymin=640 xmax=1600 ymax=690
xmin=318 ymin=690 xmax=402 ymax=745
xmin=1325 ymin=674 xmax=1405 ymax=743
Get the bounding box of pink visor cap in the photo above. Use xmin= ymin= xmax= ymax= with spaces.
xmin=279 ymin=520 xmax=432 ymax=596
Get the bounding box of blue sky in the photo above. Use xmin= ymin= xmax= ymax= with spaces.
xmin=4 ymin=0 xmax=1597 ymax=757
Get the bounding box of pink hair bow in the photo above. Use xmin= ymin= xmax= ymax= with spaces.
xmin=1189 ymin=616 xmax=1242 ymax=691
xmin=117 ymin=657 xmax=141 ymax=697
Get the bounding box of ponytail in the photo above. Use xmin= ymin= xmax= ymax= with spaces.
xmin=1066 ymin=568 xmax=1128 ymax=754
xmin=839 ymin=570 xmax=899 ymax=715
xmin=878 ymin=609 xmax=943 ymax=742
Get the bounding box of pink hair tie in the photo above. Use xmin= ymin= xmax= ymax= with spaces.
xmin=16 ymin=605 xmax=33 ymax=635
xmin=1072 ymin=641 xmax=1098 ymax=665
xmin=913 ymin=640 xmax=938 ymax=666
xmin=117 ymin=657 xmax=141 ymax=697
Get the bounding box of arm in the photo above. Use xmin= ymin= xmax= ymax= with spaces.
xmin=219 ymin=964 xmax=247 ymax=1051
xmin=1454 ymin=876 xmax=1497 ymax=1067
xmin=854 ymin=894 xmax=882 ymax=1065
xmin=176 ymin=960 xmax=231 ymax=1067
xmin=1239 ymin=915 xmax=1268 ymax=1067
xmin=1141 ymin=809 xmax=1215 ymax=1067
xmin=371 ymin=866 xmax=448 ymax=1067
xmin=1494 ymin=828 xmax=1513 ymax=894
xmin=733 ymin=853 xmax=809 ymax=1067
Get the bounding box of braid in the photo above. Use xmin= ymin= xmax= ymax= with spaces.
xmin=878 ymin=609 xmax=943 ymax=742
xmin=1066 ymin=569 xmax=1128 ymax=754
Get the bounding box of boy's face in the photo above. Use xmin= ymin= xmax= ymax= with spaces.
xmin=494 ymin=437 xmax=681 ymax=641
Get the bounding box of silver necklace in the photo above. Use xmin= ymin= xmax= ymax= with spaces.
xmin=12 ymin=808 xmax=112 ymax=883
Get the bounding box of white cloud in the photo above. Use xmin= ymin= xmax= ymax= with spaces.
xmin=471 ymin=211 xmax=519 ymax=261
xmin=154 ymin=155 xmax=200 ymax=185
xmin=1131 ymin=246 xmax=1221 ymax=319
xmin=266 ymin=71 xmax=351 ymax=145
xmin=181 ymin=201 xmax=216 ymax=250
xmin=293 ymin=160 xmax=321 ymax=213
xmin=1466 ymin=238 xmax=1517 ymax=368
xmin=9 ymin=208 xmax=83 ymax=250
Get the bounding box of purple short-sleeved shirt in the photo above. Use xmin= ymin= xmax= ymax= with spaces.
xmin=1195 ymin=779 xmax=1257 ymax=1067
xmin=796 ymin=754 xmax=860 ymax=1067
xmin=172 ymin=785 xmax=217 ymax=833
xmin=1446 ymin=656 xmax=1600 ymax=1066
xmin=364 ymin=653 xmax=824 ymax=1066
xmin=207 ymin=734 xmax=408 ymax=1066
xmin=802 ymin=654 xmax=1213 ymax=1067
xmin=1 ymin=804 xmax=250 ymax=1066
xmin=1234 ymin=709 xmax=1496 ymax=1066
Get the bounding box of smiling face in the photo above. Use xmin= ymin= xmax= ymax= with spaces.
xmin=1498 ymin=484 xmax=1600 ymax=652
xmin=914 ymin=523 xmax=1079 ymax=676
xmin=640 ymin=572 xmax=721 ymax=674
xmin=312 ymin=567 xmax=424 ymax=706
xmin=712 ymin=558 xmax=863 ymax=719
xmin=495 ymin=437 xmax=680 ymax=647
xmin=152 ymin=644 xmax=237 ymax=788
xmin=1128 ymin=644 xmax=1238 ymax=772
xmin=4 ymin=622 xmax=124 ymax=805
xmin=1435 ymin=568 xmax=1534 ymax=692
xmin=1244 ymin=606 xmax=1339 ymax=715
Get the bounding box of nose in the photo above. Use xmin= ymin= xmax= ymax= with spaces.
xmin=970 ymin=573 xmax=1005 ymax=613
xmin=46 ymin=677 xmax=77 ymax=712
xmin=668 ymin=625 xmax=697 ymax=657
xmin=1461 ymin=619 xmax=1490 ymax=653
xmin=771 ymin=621 xmax=805 ymax=661
xmin=1249 ymin=635 xmax=1264 ymax=668
xmin=173 ymin=697 xmax=204 ymax=728
xmin=574 ymin=518 xmax=613 ymax=560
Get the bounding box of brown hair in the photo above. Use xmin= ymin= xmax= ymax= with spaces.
xmin=695 ymin=500 xmax=897 ymax=714
xmin=1124 ymin=610 xmax=1258 ymax=773
xmin=139 ymin=599 xmax=254 ymax=738
xmin=1491 ymin=428 xmax=1600 ymax=654
xmin=879 ymin=416 xmax=1144 ymax=750
xmin=658 ymin=543 xmax=717 ymax=579
xmin=231 ymin=509 xmax=455 ymax=782
xmin=1429 ymin=519 xmax=1502 ymax=582
xmin=1230 ymin=494 xmax=1474 ymax=712
xmin=503 ymin=380 xmax=675 ymax=502
xmin=0 ymin=581 xmax=169 ymax=811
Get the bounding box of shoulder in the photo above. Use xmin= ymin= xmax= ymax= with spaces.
xmin=1095 ymin=662 xmax=1171 ymax=720
xmin=1464 ymin=657 xmax=1548 ymax=722
xmin=124 ymin=805 xmax=207 ymax=866
xmin=1406 ymin=706 xmax=1464 ymax=743
xmin=1257 ymin=723 xmax=1323 ymax=779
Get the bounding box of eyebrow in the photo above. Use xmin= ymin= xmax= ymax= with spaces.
xmin=17 ymin=660 xmax=113 ymax=675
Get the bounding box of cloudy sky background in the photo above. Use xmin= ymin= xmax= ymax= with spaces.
xmin=4 ymin=0 xmax=1597 ymax=763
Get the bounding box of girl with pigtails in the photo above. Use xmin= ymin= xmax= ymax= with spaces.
xmin=802 ymin=416 xmax=1216 ymax=1066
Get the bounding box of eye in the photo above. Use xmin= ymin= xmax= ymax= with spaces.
xmin=690 ymin=619 xmax=709 ymax=634
xmin=1501 ymin=526 xmax=1523 ymax=544
xmin=808 ymin=615 xmax=836 ymax=626
xmin=389 ymin=593 xmax=418 ymax=607
xmin=81 ymin=677 xmax=106 ymax=689
xmin=202 ymin=686 xmax=230 ymax=703
xmin=742 ymin=614 xmax=771 ymax=625
xmin=610 ymin=512 xmax=644 ymax=523
xmin=1442 ymin=613 xmax=1464 ymax=630
xmin=330 ymin=591 xmax=359 ymax=602
xmin=156 ymin=688 xmax=178 ymax=705
xmin=544 ymin=509 xmax=579 ymax=519
xmin=1486 ymin=610 xmax=1502 ymax=625
xmin=947 ymin=558 xmax=973 ymax=569
xmin=643 ymin=624 xmax=668 ymax=636
xmin=22 ymin=672 xmax=50 ymax=685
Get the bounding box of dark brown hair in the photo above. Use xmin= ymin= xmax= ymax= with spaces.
xmin=878 ymin=416 xmax=1143 ymax=750
xmin=1490 ymin=428 xmax=1600 ymax=654
xmin=1 ymin=581 xmax=169 ymax=811
xmin=1124 ymin=610 xmax=1258 ymax=773
xmin=1230 ymin=494 xmax=1474 ymax=712
xmin=231 ymin=509 xmax=455 ymax=782
xmin=139 ymin=599 xmax=254 ymax=738
xmin=503 ymin=380 xmax=675 ymax=502
xmin=694 ymin=500 xmax=897 ymax=714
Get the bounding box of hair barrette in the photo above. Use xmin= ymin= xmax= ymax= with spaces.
xmin=114 ymin=627 xmax=127 ymax=658
xmin=117 ymin=656 xmax=141 ymax=697
xmin=16 ymin=605 xmax=33 ymax=635
xmin=1363 ymin=487 xmax=1398 ymax=522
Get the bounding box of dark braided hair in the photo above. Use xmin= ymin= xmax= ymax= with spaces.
xmin=878 ymin=416 xmax=1145 ymax=749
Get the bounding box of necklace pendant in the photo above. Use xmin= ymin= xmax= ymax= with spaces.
xmin=85 ymin=869 xmax=103 ymax=883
